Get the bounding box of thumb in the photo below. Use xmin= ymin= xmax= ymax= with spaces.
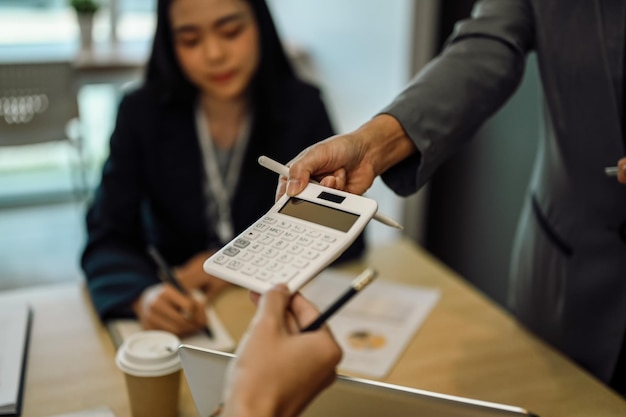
xmin=286 ymin=163 xmax=311 ymax=196
xmin=254 ymin=284 xmax=291 ymax=329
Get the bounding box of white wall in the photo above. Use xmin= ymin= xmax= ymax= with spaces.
xmin=267 ymin=0 xmax=439 ymax=243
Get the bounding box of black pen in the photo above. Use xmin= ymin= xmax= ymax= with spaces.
xmin=301 ymin=268 xmax=378 ymax=333
xmin=147 ymin=246 xmax=214 ymax=339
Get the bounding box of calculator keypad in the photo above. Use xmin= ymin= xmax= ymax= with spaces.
xmin=209 ymin=215 xmax=339 ymax=286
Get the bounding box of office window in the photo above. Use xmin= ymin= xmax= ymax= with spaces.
xmin=0 ymin=0 xmax=155 ymax=203
xmin=0 ymin=0 xmax=155 ymax=45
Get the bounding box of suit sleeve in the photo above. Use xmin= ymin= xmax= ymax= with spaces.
xmin=381 ymin=0 xmax=535 ymax=195
xmin=81 ymin=95 xmax=158 ymax=320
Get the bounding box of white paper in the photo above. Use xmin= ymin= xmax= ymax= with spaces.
xmin=301 ymin=270 xmax=440 ymax=378
xmin=107 ymin=306 xmax=235 ymax=352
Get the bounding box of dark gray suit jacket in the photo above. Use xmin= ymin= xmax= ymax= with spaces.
xmin=381 ymin=0 xmax=626 ymax=382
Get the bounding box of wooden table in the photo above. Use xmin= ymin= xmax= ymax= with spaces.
xmin=3 ymin=238 xmax=626 ymax=417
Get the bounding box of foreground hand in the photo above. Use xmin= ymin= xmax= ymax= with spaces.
xmin=221 ymin=285 xmax=342 ymax=417
xmin=132 ymin=283 xmax=207 ymax=337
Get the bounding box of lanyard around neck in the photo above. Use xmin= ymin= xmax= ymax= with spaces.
xmin=195 ymin=102 xmax=251 ymax=244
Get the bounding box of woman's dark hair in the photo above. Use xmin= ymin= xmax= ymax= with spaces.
xmin=146 ymin=0 xmax=295 ymax=113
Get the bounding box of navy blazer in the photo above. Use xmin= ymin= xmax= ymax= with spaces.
xmin=82 ymin=78 xmax=365 ymax=319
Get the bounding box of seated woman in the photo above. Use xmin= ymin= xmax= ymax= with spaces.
xmin=81 ymin=0 xmax=364 ymax=337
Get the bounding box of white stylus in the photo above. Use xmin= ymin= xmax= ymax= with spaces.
xmin=604 ymin=166 xmax=626 ymax=177
xmin=258 ymin=155 xmax=404 ymax=230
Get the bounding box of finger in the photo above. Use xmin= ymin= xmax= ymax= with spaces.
xmin=618 ymin=157 xmax=626 ymax=184
xmin=319 ymin=175 xmax=337 ymax=189
xmin=288 ymin=293 xmax=322 ymax=329
xmin=286 ymin=157 xmax=313 ymax=196
xmin=276 ymin=175 xmax=288 ymax=201
xmin=333 ymin=168 xmax=347 ymax=191
xmin=254 ymin=284 xmax=291 ymax=330
xmin=248 ymin=291 xmax=261 ymax=306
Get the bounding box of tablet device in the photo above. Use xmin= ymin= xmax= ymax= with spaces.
xmin=203 ymin=182 xmax=377 ymax=293
xmin=178 ymin=344 xmax=539 ymax=417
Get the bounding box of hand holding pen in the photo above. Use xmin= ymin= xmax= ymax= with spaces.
xmin=144 ymin=246 xmax=214 ymax=339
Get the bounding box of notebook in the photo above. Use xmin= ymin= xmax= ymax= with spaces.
xmin=0 ymin=301 xmax=32 ymax=417
xmin=178 ymin=344 xmax=539 ymax=417
xmin=106 ymin=306 xmax=234 ymax=352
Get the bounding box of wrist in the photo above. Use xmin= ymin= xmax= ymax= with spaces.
xmin=358 ymin=114 xmax=416 ymax=175
xmin=221 ymin=397 xmax=277 ymax=417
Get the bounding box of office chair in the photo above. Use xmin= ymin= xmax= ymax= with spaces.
xmin=0 ymin=61 xmax=89 ymax=201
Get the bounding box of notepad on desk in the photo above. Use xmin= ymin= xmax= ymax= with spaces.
xmin=301 ymin=270 xmax=441 ymax=379
xmin=0 ymin=300 xmax=32 ymax=417
xmin=106 ymin=306 xmax=235 ymax=352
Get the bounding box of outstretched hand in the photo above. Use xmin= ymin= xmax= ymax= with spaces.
xmin=221 ymin=285 xmax=342 ymax=417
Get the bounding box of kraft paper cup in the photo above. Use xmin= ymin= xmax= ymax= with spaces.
xmin=115 ymin=331 xmax=182 ymax=417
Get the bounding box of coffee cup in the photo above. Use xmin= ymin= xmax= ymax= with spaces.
xmin=115 ymin=331 xmax=182 ymax=417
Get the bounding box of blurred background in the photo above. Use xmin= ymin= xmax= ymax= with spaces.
xmin=0 ymin=0 xmax=541 ymax=313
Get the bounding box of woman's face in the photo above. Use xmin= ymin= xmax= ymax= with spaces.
xmin=169 ymin=0 xmax=260 ymax=102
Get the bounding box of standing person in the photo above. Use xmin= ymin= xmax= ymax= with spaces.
xmin=279 ymin=0 xmax=626 ymax=392
xmin=81 ymin=0 xmax=364 ymax=337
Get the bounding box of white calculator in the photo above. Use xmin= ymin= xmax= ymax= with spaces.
xmin=203 ymin=182 xmax=378 ymax=293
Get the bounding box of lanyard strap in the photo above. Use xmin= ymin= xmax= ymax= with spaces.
xmin=195 ymin=102 xmax=251 ymax=244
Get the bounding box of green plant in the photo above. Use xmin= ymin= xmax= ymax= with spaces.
xmin=70 ymin=0 xmax=99 ymax=14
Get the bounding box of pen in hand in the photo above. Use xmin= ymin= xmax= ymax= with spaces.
xmin=301 ymin=268 xmax=378 ymax=333
xmin=147 ymin=246 xmax=214 ymax=339
xmin=605 ymin=165 xmax=626 ymax=177
xmin=258 ymin=155 xmax=404 ymax=230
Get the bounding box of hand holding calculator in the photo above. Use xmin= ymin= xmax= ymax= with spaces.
xmin=203 ymin=159 xmax=379 ymax=293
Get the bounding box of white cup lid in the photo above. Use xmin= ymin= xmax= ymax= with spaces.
xmin=115 ymin=330 xmax=182 ymax=377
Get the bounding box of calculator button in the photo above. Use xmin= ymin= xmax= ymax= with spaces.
xmin=254 ymin=223 xmax=270 ymax=231
xmin=297 ymin=236 xmax=313 ymax=246
xmin=312 ymin=242 xmax=329 ymax=251
xmin=212 ymin=254 xmax=229 ymax=265
xmin=273 ymin=240 xmax=289 ymax=250
xmin=277 ymin=220 xmax=292 ymax=229
xmin=267 ymin=227 xmax=284 ymax=237
xmin=302 ymin=250 xmax=319 ymax=260
xmin=227 ymin=260 xmax=244 ymax=270
xmin=306 ymin=230 xmax=321 ymax=238
xmin=242 ymin=266 xmax=258 ymax=276
xmin=259 ymin=235 xmax=274 ymax=245
xmin=262 ymin=248 xmax=279 ymax=258
xmin=277 ymin=253 xmax=293 ymax=264
xmin=292 ymin=259 xmax=309 ymax=269
xmin=292 ymin=225 xmax=306 ymax=233
xmin=223 ymin=247 xmax=240 ymax=257
xmin=248 ymin=243 xmax=263 ymax=253
xmin=233 ymin=238 xmax=250 ymax=249
xmin=240 ymin=252 xmax=255 ymax=262
xmin=252 ymin=256 xmax=268 ymax=267
xmin=273 ymin=268 xmax=298 ymax=283
xmin=262 ymin=216 xmax=277 ymax=224
xmin=257 ymin=271 xmax=273 ymax=281
xmin=282 ymin=231 xmax=298 ymax=241
xmin=267 ymin=262 xmax=283 ymax=272
xmin=321 ymin=234 xmax=337 ymax=243
xmin=287 ymin=244 xmax=303 ymax=255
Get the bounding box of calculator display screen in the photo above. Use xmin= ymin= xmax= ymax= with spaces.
xmin=279 ymin=198 xmax=359 ymax=232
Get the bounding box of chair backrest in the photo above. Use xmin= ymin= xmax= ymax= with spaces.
xmin=0 ymin=61 xmax=80 ymax=147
